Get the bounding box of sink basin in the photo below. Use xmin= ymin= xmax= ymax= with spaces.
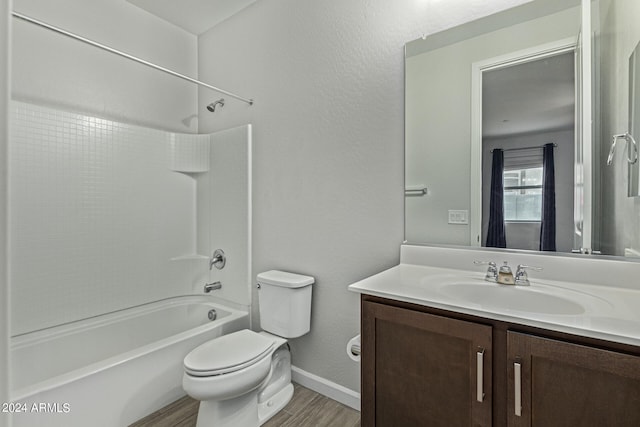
xmin=438 ymin=282 xmax=586 ymax=315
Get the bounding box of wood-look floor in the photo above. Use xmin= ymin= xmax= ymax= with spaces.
xmin=129 ymin=383 xmax=361 ymax=427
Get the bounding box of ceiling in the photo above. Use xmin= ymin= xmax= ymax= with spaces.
xmin=127 ymin=0 xmax=259 ymax=35
xmin=482 ymin=51 xmax=575 ymax=138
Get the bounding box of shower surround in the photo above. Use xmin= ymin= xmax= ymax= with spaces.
xmin=10 ymin=101 xmax=204 ymax=333
xmin=8 ymin=101 xmax=252 ymax=425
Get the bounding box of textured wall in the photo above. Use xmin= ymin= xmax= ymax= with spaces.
xmin=197 ymin=0 xmax=528 ymax=393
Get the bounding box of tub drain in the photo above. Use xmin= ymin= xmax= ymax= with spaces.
xmin=208 ymin=309 xmax=217 ymax=321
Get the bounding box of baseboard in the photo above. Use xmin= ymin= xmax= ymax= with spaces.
xmin=291 ymin=366 xmax=361 ymax=411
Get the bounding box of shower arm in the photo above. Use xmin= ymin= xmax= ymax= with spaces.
xmin=11 ymin=11 xmax=254 ymax=106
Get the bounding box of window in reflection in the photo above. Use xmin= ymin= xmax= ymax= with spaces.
xmin=504 ymin=167 xmax=543 ymax=221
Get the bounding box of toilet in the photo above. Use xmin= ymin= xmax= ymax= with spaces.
xmin=183 ymin=270 xmax=314 ymax=427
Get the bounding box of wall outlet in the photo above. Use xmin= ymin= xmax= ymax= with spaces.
xmin=448 ymin=210 xmax=469 ymax=225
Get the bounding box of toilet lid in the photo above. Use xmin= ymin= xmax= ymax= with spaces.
xmin=184 ymin=330 xmax=275 ymax=377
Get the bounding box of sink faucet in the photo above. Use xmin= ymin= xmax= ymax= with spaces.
xmin=204 ymin=281 xmax=222 ymax=293
xmin=496 ymin=262 xmax=515 ymax=285
xmin=473 ymin=261 xmax=498 ymax=282
xmin=514 ymin=265 xmax=543 ymax=286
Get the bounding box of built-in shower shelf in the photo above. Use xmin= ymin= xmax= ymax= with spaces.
xmin=169 ymin=134 xmax=211 ymax=173
xmin=170 ymin=254 xmax=209 ymax=262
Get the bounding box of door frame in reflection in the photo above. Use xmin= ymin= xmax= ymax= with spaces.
xmin=470 ymin=37 xmax=581 ymax=249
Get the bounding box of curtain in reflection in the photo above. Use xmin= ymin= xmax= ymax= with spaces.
xmin=486 ymin=149 xmax=506 ymax=248
xmin=540 ymin=143 xmax=556 ymax=251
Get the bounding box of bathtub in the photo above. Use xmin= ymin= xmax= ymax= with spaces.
xmin=9 ymin=295 xmax=249 ymax=427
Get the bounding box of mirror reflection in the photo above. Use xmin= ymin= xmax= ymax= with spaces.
xmin=405 ymin=0 xmax=640 ymax=258
xmin=481 ymin=49 xmax=575 ymax=252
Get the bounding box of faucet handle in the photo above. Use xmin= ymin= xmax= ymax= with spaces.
xmin=514 ymin=265 xmax=543 ymax=286
xmin=474 ymin=260 xmax=498 ymax=282
xmin=210 ymin=249 xmax=226 ymax=270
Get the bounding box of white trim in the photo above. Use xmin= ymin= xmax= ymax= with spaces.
xmin=246 ymin=124 xmax=253 ymax=328
xmin=472 ymin=37 xmax=578 ymax=73
xmin=580 ymin=0 xmax=593 ymax=251
xmin=470 ymin=64 xmax=483 ymax=247
xmin=291 ymin=365 xmax=361 ymax=411
xmin=470 ymin=37 xmax=578 ymax=248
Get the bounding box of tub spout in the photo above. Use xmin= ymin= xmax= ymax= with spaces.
xmin=204 ymin=281 xmax=222 ymax=293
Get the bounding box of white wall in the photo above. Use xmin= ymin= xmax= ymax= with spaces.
xmin=405 ymin=6 xmax=581 ymax=246
xmin=598 ymin=0 xmax=640 ymax=256
xmin=12 ymin=0 xmax=198 ymax=133
xmin=1 ymin=2 xmax=10 ymax=425
xmin=197 ymin=0 xmax=530 ymax=393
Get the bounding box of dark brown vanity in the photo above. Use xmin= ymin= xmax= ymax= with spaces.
xmin=360 ymin=294 xmax=640 ymax=427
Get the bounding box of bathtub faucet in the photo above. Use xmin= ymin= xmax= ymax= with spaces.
xmin=204 ymin=281 xmax=222 ymax=293
xmin=210 ymin=249 xmax=226 ymax=270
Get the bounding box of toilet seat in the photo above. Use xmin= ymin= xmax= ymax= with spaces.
xmin=184 ymin=329 xmax=275 ymax=377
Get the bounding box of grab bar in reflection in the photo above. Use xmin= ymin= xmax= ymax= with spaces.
xmin=405 ymin=185 xmax=427 ymax=197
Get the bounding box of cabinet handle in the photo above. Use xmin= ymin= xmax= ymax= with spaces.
xmin=477 ymin=348 xmax=485 ymax=402
xmin=514 ymin=362 xmax=522 ymax=416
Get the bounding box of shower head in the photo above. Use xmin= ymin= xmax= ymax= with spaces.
xmin=206 ymin=99 xmax=225 ymax=112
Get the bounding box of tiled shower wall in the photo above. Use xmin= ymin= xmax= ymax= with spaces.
xmin=9 ymin=101 xmax=211 ymax=335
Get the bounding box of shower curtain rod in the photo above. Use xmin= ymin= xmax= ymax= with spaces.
xmin=491 ymin=143 xmax=557 ymax=153
xmin=11 ymin=11 xmax=254 ymax=106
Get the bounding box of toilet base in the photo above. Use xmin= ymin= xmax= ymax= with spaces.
xmin=193 ymin=382 xmax=294 ymax=427
xmin=258 ymin=382 xmax=294 ymax=425
xmin=195 ymin=389 xmax=258 ymax=427
xmin=189 ymin=338 xmax=294 ymax=427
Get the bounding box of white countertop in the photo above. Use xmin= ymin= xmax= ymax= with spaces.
xmin=349 ymin=246 xmax=640 ymax=348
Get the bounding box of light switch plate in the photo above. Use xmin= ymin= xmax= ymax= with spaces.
xmin=448 ymin=210 xmax=469 ymax=225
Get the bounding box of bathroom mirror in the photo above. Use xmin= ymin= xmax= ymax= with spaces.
xmin=405 ymin=0 xmax=640 ymax=258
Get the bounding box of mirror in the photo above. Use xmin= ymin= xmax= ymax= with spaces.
xmin=405 ymin=0 xmax=640 ymax=258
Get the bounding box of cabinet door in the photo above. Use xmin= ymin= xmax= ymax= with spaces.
xmin=362 ymin=301 xmax=492 ymax=427
xmin=507 ymin=331 xmax=640 ymax=427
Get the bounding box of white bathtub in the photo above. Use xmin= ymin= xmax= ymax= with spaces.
xmin=9 ymin=295 xmax=249 ymax=427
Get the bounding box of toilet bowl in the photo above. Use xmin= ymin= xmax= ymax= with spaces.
xmin=183 ymin=270 xmax=314 ymax=427
xmin=182 ymin=330 xmax=293 ymax=426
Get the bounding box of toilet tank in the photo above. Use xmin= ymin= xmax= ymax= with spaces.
xmin=257 ymin=270 xmax=314 ymax=338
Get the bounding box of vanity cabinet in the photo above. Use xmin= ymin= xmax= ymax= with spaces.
xmin=361 ymin=300 xmax=493 ymax=426
xmin=361 ymin=296 xmax=640 ymax=427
